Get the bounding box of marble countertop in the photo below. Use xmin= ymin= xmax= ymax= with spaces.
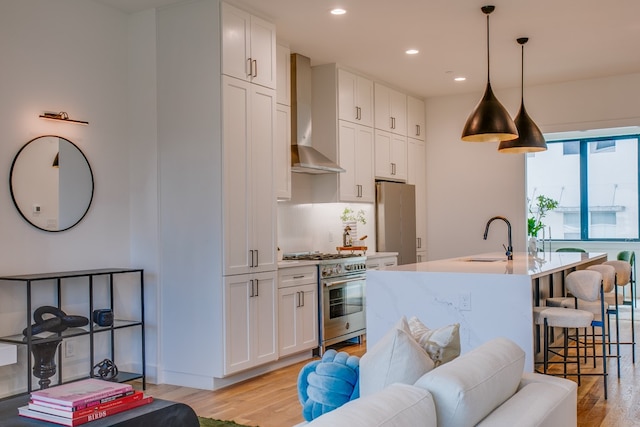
xmin=387 ymin=251 xmax=607 ymax=278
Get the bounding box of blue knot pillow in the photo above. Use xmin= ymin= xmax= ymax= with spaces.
xmin=297 ymin=349 xmax=360 ymax=421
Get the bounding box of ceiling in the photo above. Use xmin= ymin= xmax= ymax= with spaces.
xmin=96 ymin=0 xmax=640 ymax=99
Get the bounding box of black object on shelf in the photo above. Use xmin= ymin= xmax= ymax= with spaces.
xmin=0 ymin=268 xmax=145 ymax=393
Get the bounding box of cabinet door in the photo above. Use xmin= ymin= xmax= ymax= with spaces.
xmin=276 ymin=45 xmax=291 ymax=106
xmin=338 ymin=70 xmax=373 ymax=127
xmin=412 ymin=138 xmax=427 ymax=254
xmin=339 ymin=121 xmax=374 ymax=202
xmin=298 ymin=283 xmax=318 ymax=351
xmin=275 ymin=104 xmax=291 ymax=200
xmin=250 ymin=85 xmax=277 ymax=272
xmin=390 ymin=89 xmax=407 ymax=136
xmin=224 ymin=272 xmax=277 ymax=375
xmin=253 ymin=272 xmax=277 ymax=365
xmin=249 ymin=15 xmax=276 ymax=89
xmin=407 ymin=96 xmax=425 ymax=141
xmin=223 ymin=76 xmax=252 ymax=275
xmin=221 ymin=3 xmax=251 ymax=82
xmin=278 ymin=283 xmax=318 ymax=357
xmin=224 ymin=275 xmax=252 ymax=374
xmin=374 ymin=83 xmax=392 ymax=132
xmin=390 ymin=133 xmax=408 ymax=182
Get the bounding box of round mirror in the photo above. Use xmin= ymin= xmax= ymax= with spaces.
xmin=10 ymin=135 xmax=94 ymax=232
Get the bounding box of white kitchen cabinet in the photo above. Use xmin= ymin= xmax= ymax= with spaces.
xmin=339 ymin=121 xmax=375 ymax=202
xmin=311 ymin=64 xmax=376 ymax=203
xmin=338 ymin=69 xmax=373 ymax=127
xmin=374 ymin=129 xmax=407 ymax=182
xmin=374 ymin=83 xmax=407 ymax=136
xmin=223 ymin=76 xmax=277 ymax=276
xmin=221 ymin=2 xmax=276 ymax=89
xmin=366 ymin=255 xmax=398 ymax=270
xmin=224 ymin=271 xmax=277 ymax=375
xmin=278 ymin=266 xmax=318 ymax=357
xmin=275 ymin=104 xmax=291 ymax=200
xmin=408 ymin=137 xmax=427 ymax=259
xmin=407 ymin=95 xmax=426 ymax=141
xmin=276 ymin=44 xmax=291 ymax=106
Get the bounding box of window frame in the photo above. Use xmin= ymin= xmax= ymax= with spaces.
xmin=533 ymin=134 xmax=640 ymax=242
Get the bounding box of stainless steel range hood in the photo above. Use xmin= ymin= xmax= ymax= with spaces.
xmin=291 ymin=53 xmax=345 ymax=174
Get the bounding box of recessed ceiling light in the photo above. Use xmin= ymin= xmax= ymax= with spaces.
xmin=405 ymin=49 xmax=419 ymax=55
xmin=454 ymin=77 xmax=467 ymax=82
xmin=331 ymin=8 xmax=347 ymax=15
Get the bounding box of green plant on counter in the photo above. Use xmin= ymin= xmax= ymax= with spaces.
xmin=340 ymin=207 xmax=366 ymax=225
xmin=528 ymin=195 xmax=559 ymax=237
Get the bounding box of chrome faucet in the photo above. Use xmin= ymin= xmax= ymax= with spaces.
xmin=484 ymin=216 xmax=513 ymax=260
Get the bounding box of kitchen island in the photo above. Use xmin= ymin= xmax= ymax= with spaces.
xmin=366 ymin=251 xmax=607 ymax=370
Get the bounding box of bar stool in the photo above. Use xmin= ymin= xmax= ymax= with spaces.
xmin=603 ymin=259 xmax=635 ymax=364
xmin=616 ymin=251 xmax=636 ymax=307
xmin=535 ymin=269 xmax=608 ymax=399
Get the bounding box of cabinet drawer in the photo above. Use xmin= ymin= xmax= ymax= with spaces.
xmin=278 ymin=266 xmax=317 ymax=288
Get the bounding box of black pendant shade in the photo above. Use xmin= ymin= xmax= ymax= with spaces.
xmin=498 ymin=37 xmax=547 ymax=153
xmin=461 ymin=5 xmax=518 ymax=143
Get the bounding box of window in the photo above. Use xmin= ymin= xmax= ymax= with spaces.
xmin=527 ymin=133 xmax=639 ymax=241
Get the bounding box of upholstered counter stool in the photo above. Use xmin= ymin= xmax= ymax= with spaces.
xmin=535 ymin=269 xmax=608 ymax=399
xmin=617 ymin=251 xmax=636 ymax=308
xmin=603 ymin=259 xmax=635 ymax=364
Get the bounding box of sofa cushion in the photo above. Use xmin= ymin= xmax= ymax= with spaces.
xmin=414 ymin=337 xmax=525 ymax=427
xmin=305 ymin=383 xmax=437 ymax=427
xmin=408 ymin=317 xmax=461 ymax=366
xmin=360 ymin=316 xmax=435 ymax=396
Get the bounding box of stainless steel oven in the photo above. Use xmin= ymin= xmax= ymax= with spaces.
xmin=319 ymin=256 xmax=367 ymax=352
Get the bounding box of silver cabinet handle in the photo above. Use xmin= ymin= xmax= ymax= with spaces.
xmin=417 ymin=237 xmax=422 ymax=249
xmin=252 ymin=59 xmax=257 ymax=78
xmin=249 ymin=250 xmax=254 ymax=267
xmin=416 ymin=124 xmax=421 ymax=136
xmin=296 ymin=291 xmax=300 ymax=307
xmin=254 ymin=250 xmax=259 ymax=267
xmin=247 ymin=58 xmax=252 ymax=77
xmin=391 ymin=163 xmax=396 ymax=175
xmin=255 ymin=279 xmax=259 ymax=297
xmin=293 ymin=275 xmax=305 ymax=279
xmin=250 ymin=279 xmax=255 ymax=297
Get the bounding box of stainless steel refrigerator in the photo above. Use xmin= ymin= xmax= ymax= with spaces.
xmin=376 ymin=181 xmax=417 ymax=265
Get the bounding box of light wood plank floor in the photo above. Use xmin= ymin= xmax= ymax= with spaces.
xmin=143 ymin=308 xmax=640 ymax=427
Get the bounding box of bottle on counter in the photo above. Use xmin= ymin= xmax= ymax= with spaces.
xmin=343 ymin=226 xmax=352 ymax=247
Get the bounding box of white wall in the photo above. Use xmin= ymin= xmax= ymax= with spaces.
xmin=425 ymin=73 xmax=640 ymax=261
xmin=0 ymin=0 xmax=136 ymax=397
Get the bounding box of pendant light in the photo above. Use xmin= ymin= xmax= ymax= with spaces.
xmin=498 ymin=38 xmax=547 ymax=153
xmin=461 ymin=5 xmax=518 ymax=143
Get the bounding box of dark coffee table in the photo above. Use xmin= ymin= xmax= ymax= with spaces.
xmin=0 ymin=394 xmax=199 ymax=426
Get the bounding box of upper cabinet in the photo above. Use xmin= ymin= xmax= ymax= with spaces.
xmin=374 ymin=83 xmax=407 ymax=136
xmin=338 ymin=69 xmax=374 ymax=127
xmin=339 ymin=121 xmax=375 ymax=202
xmin=275 ymin=45 xmax=291 ymax=200
xmin=407 ymin=96 xmax=426 ymax=141
xmin=221 ymin=2 xmax=276 ymax=89
xmin=374 ymin=129 xmax=407 ymax=182
xmin=276 ymin=44 xmax=291 ymax=106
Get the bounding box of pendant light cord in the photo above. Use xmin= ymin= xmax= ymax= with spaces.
xmin=486 ymin=14 xmax=491 ymax=83
xmin=521 ymin=44 xmax=524 ymax=100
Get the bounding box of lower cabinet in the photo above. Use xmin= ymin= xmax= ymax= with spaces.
xmin=224 ymin=271 xmax=277 ymax=375
xmin=366 ymin=255 xmax=398 ymax=270
xmin=278 ymin=266 xmax=318 ymax=357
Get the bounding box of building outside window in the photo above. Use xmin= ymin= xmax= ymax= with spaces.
xmin=526 ymin=130 xmax=639 ymax=241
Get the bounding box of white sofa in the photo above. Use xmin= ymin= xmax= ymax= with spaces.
xmin=299 ymin=337 xmax=577 ymax=427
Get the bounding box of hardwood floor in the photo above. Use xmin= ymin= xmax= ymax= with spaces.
xmin=144 ymin=311 xmax=639 ymax=427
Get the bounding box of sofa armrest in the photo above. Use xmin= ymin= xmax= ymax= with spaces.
xmin=476 ymin=374 xmax=577 ymax=427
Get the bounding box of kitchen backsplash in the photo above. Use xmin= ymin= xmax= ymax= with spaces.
xmin=277 ymin=202 xmax=376 ymax=254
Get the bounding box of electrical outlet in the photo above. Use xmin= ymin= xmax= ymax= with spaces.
xmin=64 ymin=340 xmax=75 ymax=358
xmin=459 ymin=292 xmax=471 ymax=311
xmin=328 ymin=232 xmax=334 ymax=243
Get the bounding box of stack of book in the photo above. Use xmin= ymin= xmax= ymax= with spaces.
xmin=18 ymin=378 xmax=152 ymax=426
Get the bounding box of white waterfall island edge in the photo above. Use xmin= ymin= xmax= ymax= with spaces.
xmin=365 ymin=251 xmax=607 ymax=371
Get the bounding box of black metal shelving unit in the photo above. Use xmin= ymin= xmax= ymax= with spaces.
xmin=0 ymin=268 xmax=145 ymax=393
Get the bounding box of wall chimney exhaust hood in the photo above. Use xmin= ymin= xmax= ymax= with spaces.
xmin=291 ymin=53 xmax=345 ymax=174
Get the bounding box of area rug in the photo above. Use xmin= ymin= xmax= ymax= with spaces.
xmin=198 ymin=416 xmax=255 ymax=427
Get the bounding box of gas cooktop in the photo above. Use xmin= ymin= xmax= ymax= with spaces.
xmin=283 ymin=252 xmax=362 ymax=261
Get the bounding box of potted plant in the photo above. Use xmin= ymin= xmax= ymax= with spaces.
xmin=527 ymin=195 xmax=558 ymax=253
xmin=340 ymin=208 xmax=366 ymax=246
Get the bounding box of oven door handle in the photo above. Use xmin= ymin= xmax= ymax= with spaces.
xmin=324 ymin=277 xmax=364 ymax=287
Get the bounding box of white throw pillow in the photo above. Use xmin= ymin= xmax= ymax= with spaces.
xmin=408 ymin=316 xmax=461 ymax=366
xmin=360 ymin=317 xmax=435 ymax=396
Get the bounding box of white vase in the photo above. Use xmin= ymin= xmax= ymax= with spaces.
xmin=528 ymin=236 xmax=538 ymax=255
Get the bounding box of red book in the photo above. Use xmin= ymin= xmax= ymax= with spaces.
xmin=18 ymin=395 xmax=153 ymax=426
xmin=30 ymin=378 xmax=133 ymax=408
xmin=29 ymin=390 xmax=144 ymax=418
